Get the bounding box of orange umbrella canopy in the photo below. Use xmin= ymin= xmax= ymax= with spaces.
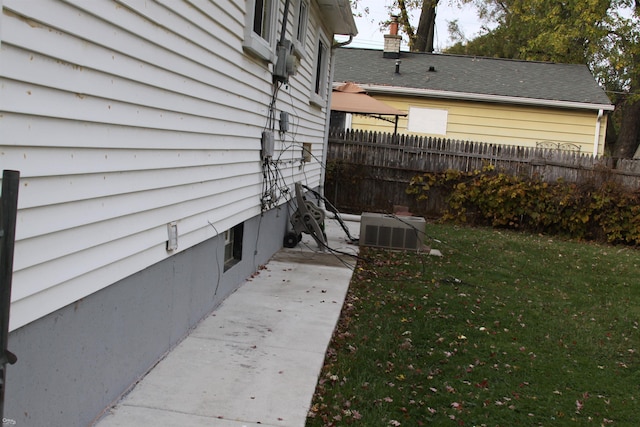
xmin=331 ymin=83 xmax=407 ymax=116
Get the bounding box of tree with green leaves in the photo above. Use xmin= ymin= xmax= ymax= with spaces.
xmin=447 ymin=0 xmax=611 ymax=63
xmin=598 ymin=1 xmax=640 ymax=158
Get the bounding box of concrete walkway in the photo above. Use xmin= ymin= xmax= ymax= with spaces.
xmin=95 ymin=220 xmax=358 ymax=427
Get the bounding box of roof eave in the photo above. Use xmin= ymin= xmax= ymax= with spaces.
xmin=352 ymin=83 xmax=615 ymax=112
xmin=317 ymin=0 xmax=358 ymax=36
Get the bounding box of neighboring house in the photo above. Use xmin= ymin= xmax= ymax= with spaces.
xmin=332 ymin=28 xmax=614 ymax=155
xmin=0 ymin=1 xmax=356 ymax=426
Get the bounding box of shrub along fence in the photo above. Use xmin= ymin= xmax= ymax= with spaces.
xmin=325 ymin=129 xmax=640 ymax=216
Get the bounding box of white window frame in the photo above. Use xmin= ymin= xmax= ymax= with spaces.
xmin=224 ymin=229 xmax=234 ymax=267
xmin=310 ymin=32 xmax=330 ymax=107
xmin=407 ymin=106 xmax=449 ymax=135
xmin=292 ymin=0 xmax=309 ymax=57
xmin=243 ymin=0 xmax=278 ymax=61
xmin=223 ymin=223 xmax=244 ymax=271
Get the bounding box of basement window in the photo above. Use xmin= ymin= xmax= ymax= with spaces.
xmin=243 ymin=0 xmax=277 ymax=61
xmin=224 ymin=223 xmax=244 ymax=271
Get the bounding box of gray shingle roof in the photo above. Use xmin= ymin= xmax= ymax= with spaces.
xmin=333 ymin=48 xmax=612 ymax=108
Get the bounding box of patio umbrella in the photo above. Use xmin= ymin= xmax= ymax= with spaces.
xmin=331 ymin=82 xmax=407 ymax=134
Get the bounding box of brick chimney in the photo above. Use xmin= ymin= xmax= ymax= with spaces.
xmin=383 ymin=15 xmax=401 ymax=59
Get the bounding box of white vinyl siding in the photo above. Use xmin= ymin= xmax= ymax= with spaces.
xmin=0 ymin=0 xmax=332 ymax=330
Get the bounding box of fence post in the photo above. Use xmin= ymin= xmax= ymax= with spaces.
xmin=1 ymin=170 xmax=20 ymax=422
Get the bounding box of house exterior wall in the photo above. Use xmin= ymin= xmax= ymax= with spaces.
xmin=1 ymin=0 xmax=334 ymax=331
xmin=0 ymin=0 xmax=344 ymax=425
xmin=348 ymin=95 xmax=608 ymax=155
xmin=5 ymin=209 xmax=286 ymax=427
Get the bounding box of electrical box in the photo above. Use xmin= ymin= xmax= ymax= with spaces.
xmin=359 ymin=212 xmax=426 ymax=251
xmin=279 ymin=111 xmax=289 ymax=133
xmin=261 ymin=131 xmax=274 ymax=160
xmin=273 ymin=40 xmax=296 ymax=82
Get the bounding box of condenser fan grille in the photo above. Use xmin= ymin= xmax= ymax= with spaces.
xmin=360 ymin=213 xmax=425 ymax=251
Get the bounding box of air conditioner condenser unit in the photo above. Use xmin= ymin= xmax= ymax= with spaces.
xmin=359 ymin=212 xmax=426 ymax=251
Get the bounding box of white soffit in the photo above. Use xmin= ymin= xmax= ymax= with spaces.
xmin=316 ymin=0 xmax=358 ymax=36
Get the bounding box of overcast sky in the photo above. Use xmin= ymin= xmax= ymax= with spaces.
xmin=341 ymin=1 xmax=484 ymax=52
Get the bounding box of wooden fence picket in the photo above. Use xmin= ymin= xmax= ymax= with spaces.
xmin=325 ymin=129 xmax=640 ymax=214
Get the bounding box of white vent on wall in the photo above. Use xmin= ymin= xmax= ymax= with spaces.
xmin=359 ymin=213 xmax=426 ymax=251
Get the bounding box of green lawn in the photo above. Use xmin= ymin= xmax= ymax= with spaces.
xmin=307 ymin=223 xmax=640 ymax=426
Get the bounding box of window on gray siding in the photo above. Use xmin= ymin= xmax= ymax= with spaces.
xmin=293 ymin=0 xmax=309 ymax=55
xmin=314 ymin=40 xmax=326 ymax=94
xmin=311 ymin=35 xmax=329 ymax=106
xmin=243 ymin=0 xmax=277 ymax=61
xmin=253 ymin=0 xmax=273 ymax=40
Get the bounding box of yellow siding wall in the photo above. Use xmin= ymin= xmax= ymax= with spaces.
xmin=349 ymin=95 xmax=607 ymax=155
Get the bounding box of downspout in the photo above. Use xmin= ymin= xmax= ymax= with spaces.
xmin=333 ymin=35 xmax=353 ymax=49
xmin=593 ymin=109 xmax=603 ymax=156
xmin=320 ymin=35 xmax=354 ymax=198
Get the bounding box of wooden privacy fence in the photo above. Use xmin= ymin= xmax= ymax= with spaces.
xmin=325 ymin=129 xmax=640 ymax=215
